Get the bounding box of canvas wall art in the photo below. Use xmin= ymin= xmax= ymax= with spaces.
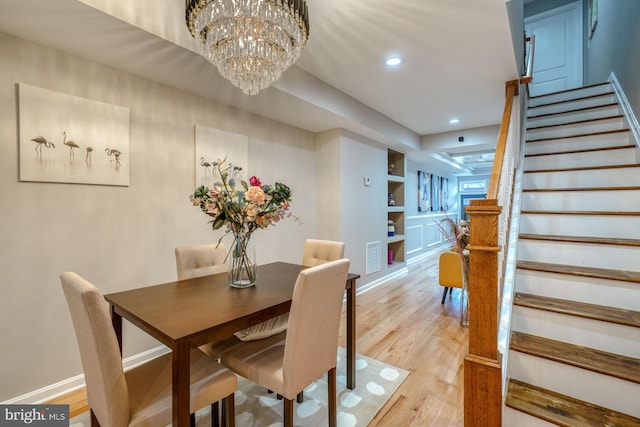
xmin=418 ymin=170 xmax=430 ymax=212
xmin=194 ymin=125 xmax=248 ymax=188
xmin=18 ymin=83 xmax=130 ymax=186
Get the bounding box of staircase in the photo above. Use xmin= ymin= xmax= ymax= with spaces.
xmin=503 ymin=82 xmax=640 ymax=426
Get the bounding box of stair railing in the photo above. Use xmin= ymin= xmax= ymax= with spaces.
xmin=463 ymin=35 xmax=534 ymax=427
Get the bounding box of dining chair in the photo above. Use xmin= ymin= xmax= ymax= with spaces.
xmin=439 ymin=250 xmax=464 ymax=304
xmin=214 ymin=258 xmax=351 ymax=427
xmin=301 ymin=239 xmax=345 ymax=267
xmin=175 ymin=243 xmax=227 ymax=280
xmin=60 ymin=271 xmax=237 ymax=427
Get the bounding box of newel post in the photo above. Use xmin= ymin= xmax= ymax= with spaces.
xmin=464 ymin=198 xmax=502 ymax=426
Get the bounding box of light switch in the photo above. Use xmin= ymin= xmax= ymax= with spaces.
xmin=364 ymin=176 xmax=371 ymax=186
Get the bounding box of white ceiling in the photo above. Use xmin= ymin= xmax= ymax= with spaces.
xmin=0 ymin=0 xmax=519 ymax=175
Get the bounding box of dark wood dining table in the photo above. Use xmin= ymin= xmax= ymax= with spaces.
xmin=104 ymin=261 xmax=359 ymax=427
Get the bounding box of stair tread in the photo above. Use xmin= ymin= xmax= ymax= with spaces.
xmin=519 ymin=233 xmax=640 ymax=246
xmin=523 ymin=186 xmax=640 ymax=192
xmin=525 ymin=143 xmax=635 ymax=157
xmin=506 ymin=378 xmax=640 ymax=427
xmin=521 ymin=209 xmax=640 ymax=216
xmin=510 ymin=331 xmax=640 ymax=384
xmin=513 ymin=291 xmax=640 ymax=327
xmin=527 ymin=114 xmax=624 ymax=131
xmin=523 ymin=163 xmax=640 ymax=174
xmin=526 ymin=128 xmax=629 ymax=143
xmin=526 ymin=102 xmax=619 ymax=120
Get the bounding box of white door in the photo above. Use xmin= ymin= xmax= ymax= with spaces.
xmin=525 ymin=1 xmax=583 ymax=96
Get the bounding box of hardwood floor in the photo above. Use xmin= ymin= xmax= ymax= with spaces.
xmin=48 ymin=252 xmax=467 ymax=426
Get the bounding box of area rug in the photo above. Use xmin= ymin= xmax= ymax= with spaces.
xmin=70 ymin=348 xmax=408 ymax=426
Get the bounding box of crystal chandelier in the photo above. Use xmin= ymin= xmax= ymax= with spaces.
xmin=186 ymin=0 xmax=310 ymax=95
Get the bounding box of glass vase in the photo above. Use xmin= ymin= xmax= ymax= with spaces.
xmin=460 ymin=261 xmax=469 ymax=328
xmin=228 ymin=233 xmax=257 ymax=288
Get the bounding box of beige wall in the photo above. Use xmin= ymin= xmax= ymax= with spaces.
xmin=0 ymin=32 xmax=318 ymax=401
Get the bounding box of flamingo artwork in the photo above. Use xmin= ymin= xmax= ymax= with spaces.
xmin=105 ymin=148 xmax=122 ymax=167
xmin=200 ymin=157 xmax=212 ymax=176
xmin=62 ymin=131 xmax=80 ymax=160
xmin=85 ymin=147 xmax=93 ymax=165
xmin=31 ymin=136 xmax=55 ymax=158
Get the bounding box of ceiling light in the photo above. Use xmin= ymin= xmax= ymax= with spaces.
xmin=186 ymin=0 xmax=309 ymax=96
xmin=449 ymin=118 xmax=460 ymax=124
xmin=385 ymin=57 xmax=402 ymax=66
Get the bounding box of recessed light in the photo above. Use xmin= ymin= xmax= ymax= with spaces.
xmin=385 ymin=57 xmax=402 ymax=66
xmin=449 ymin=118 xmax=460 ymax=124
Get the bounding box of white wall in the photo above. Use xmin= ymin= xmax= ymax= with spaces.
xmin=0 ymin=32 xmax=318 ymax=402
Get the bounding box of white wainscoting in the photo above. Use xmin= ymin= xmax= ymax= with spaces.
xmin=406 ymin=213 xmax=457 ymax=262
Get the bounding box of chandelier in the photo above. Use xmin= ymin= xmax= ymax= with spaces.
xmin=186 ymin=0 xmax=310 ymax=95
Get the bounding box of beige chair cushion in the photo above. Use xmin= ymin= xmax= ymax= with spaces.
xmin=175 ymin=243 xmax=227 ymax=280
xmin=233 ymin=313 xmax=289 ymax=341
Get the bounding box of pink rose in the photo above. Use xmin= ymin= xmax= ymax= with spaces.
xmin=245 ymin=186 xmax=266 ymax=204
xmin=249 ymin=176 xmax=262 ymax=187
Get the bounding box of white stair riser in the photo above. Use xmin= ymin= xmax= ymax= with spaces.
xmin=525 ymin=131 xmax=631 ymax=155
xmin=520 ymin=213 xmax=640 ymax=239
xmin=529 ymin=84 xmax=613 ymax=107
xmin=511 ymin=307 xmax=640 ymax=357
xmin=518 ymin=239 xmax=639 ymax=270
xmin=523 ymin=167 xmax=640 ymax=190
xmin=527 ymin=105 xmax=621 ymax=127
xmin=524 ymin=147 xmax=637 ymax=171
xmin=503 ymin=407 xmax=558 ymax=427
xmin=529 ymin=94 xmax=616 ymax=116
xmin=521 ymin=190 xmax=640 ymax=211
xmin=527 ymin=117 xmax=627 ymax=140
xmin=515 ymin=269 xmax=640 ymax=311
xmin=507 ymin=351 xmax=640 ymax=417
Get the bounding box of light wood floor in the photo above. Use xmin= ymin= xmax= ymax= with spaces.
xmin=49 ymin=252 xmax=467 ymax=425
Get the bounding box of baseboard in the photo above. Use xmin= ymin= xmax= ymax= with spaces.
xmin=609 ymin=72 xmax=640 ymax=147
xmin=2 ymin=346 xmax=170 ymax=405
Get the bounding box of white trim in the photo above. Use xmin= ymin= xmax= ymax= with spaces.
xmin=2 ymin=346 xmax=170 ymax=405
xmin=609 ymin=72 xmax=640 ymax=147
xmin=355 ymin=266 xmax=408 ymax=296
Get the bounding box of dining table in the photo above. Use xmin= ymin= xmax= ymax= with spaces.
xmin=104 ymin=261 xmax=360 ymax=427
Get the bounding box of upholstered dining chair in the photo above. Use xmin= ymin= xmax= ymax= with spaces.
xmin=175 ymin=243 xmax=227 ymax=280
xmin=211 ymin=259 xmax=350 ymax=427
xmin=60 ymin=272 xmax=237 ymax=427
xmin=301 ymin=239 xmax=345 ymax=267
xmin=438 ymin=250 xmax=464 ymax=304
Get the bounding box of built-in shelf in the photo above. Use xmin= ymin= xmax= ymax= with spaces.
xmin=387 ymin=149 xmax=406 ymax=268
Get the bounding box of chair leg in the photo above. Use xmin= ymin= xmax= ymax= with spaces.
xmin=296 ymin=391 xmax=304 ymax=403
xmin=441 ymin=287 xmax=450 ymax=304
xmin=190 ymin=413 xmax=195 ymax=427
xmin=222 ymin=392 xmax=235 ymax=427
xmin=211 ymin=402 xmax=220 ymax=427
xmin=90 ymin=409 xmax=100 ymax=427
xmin=283 ymin=398 xmax=294 ymax=427
xmin=327 ymin=367 xmax=337 ymax=427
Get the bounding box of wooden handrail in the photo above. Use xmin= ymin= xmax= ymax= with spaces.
xmin=487 ymin=80 xmax=518 ymax=199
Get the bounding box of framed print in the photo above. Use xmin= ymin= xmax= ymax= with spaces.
xmin=18 ymin=83 xmax=130 ymax=186
xmin=418 ymin=170 xmax=431 ymax=212
xmin=194 ymin=125 xmax=248 ymax=188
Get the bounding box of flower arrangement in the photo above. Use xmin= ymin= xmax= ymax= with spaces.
xmin=190 ymin=159 xmax=297 ymax=286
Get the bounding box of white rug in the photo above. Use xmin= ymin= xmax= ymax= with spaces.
xmin=70 ymin=348 xmax=408 ymax=426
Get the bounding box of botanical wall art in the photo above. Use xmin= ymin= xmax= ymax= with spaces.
xmin=18 ymin=83 xmax=130 ymax=186
xmin=194 ymin=125 xmax=248 ymax=188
